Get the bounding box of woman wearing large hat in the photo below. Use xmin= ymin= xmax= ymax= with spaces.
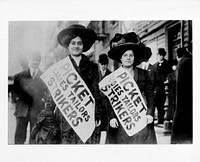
xmin=106 ymin=32 xmax=157 ymax=144
xmin=57 ymin=24 xmax=97 ymax=53
xmin=31 ymin=24 xmax=103 ymax=144
xmin=57 ymin=24 xmax=103 ymax=144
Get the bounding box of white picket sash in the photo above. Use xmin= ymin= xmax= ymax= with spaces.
xmin=99 ymin=67 xmax=147 ymax=136
xmin=41 ymin=56 xmax=95 ymax=143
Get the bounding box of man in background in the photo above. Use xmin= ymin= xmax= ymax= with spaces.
xmin=12 ymin=51 xmax=47 ymax=144
xmin=152 ymin=48 xmax=172 ymax=125
xmin=97 ymin=53 xmax=112 ymax=144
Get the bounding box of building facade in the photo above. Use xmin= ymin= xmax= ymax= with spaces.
xmin=88 ymin=20 xmax=192 ymax=69
xmin=8 ymin=20 xmax=192 ymax=77
xmin=131 ymin=20 xmax=192 ymax=64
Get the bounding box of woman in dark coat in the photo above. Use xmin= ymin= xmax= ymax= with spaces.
xmin=106 ymin=32 xmax=157 ymax=144
xmin=31 ymin=24 xmax=102 ymax=144
xmin=57 ymin=24 xmax=103 ymax=144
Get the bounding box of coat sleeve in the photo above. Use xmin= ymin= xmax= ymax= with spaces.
xmin=12 ymin=72 xmax=32 ymax=104
xmin=12 ymin=74 xmax=20 ymax=103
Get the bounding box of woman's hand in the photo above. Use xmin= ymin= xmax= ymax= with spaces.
xmin=110 ymin=118 xmax=119 ymax=128
xmin=146 ymin=115 xmax=153 ymax=124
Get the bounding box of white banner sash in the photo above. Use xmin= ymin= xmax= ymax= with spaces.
xmin=99 ymin=67 xmax=147 ymax=136
xmin=41 ymin=56 xmax=95 ymax=143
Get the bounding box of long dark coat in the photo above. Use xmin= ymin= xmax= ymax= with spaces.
xmin=106 ymin=67 xmax=157 ymax=144
xmin=171 ymin=56 xmax=192 ymax=144
xmin=165 ymin=71 xmax=176 ymax=121
xmin=152 ymin=59 xmax=172 ymax=123
xmin=98 ymin=68 xmax=112 ymax=131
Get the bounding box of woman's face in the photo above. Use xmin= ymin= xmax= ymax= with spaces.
xmin=68 ymin=36 xmax=84 ymax=56
xmin=120 ymin=50 xmax=135 ymax=68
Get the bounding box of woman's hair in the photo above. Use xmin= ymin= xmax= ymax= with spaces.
xmin=60 ymin=32 xmax=86 ymax=50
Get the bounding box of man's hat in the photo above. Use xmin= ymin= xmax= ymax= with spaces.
xmin=108 ymin=32 xmax=152 ymax=66
xmin=98 ymin=53 xmax=109 ymax=65
xmin=158 ymin=48 xmax=166 ymax=56
xmin=57 ymin=24 xmax=97 ymax=52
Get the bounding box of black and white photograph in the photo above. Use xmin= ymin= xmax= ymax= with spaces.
xmin=8 ymin=20 xmax=192 ymax=145
xmin=1 ymin=0 xmax=200 ymax=162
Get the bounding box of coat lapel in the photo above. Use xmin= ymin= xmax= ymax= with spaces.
xmin=35 ymin=70 xmax=42 ymax=79
xmin=79 ymin=54 xmax=90 ymax=74
xmin=24 ymin=69 xmax=31 ymax=78
xmin=105 ymin=69 xmax=111 ymax=76
xmin=134 ymin=68 xmax=138 ymax=82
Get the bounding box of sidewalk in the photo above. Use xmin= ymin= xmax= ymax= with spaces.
xmin=155 ymin=124 xmax=171 ymax=144
xmin=8 ymin=101 xmax=30 ymax=145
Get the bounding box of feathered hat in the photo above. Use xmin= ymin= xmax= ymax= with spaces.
xmin=108 ymin=32 xmax=152 ymax=65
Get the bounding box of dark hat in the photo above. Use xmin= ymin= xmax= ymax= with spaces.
xmin=109 ymin=33 xmax=123 ymax=49
xmin=176 ymin=47 xmax=191 ymax=58
xmin=158 ymin=48 xmax=166 ymax=56
xmin=57 ymin=24 xmax=97 ymax=52
xmin=108 ymin=32 xmax=152 ymax=65
xmin=98 ymin=53 xmax=109 ymax=65
xmin=176 ymin=47 xmax=185 ymax=58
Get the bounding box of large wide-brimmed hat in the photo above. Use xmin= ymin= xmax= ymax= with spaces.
xmin=57 ymin=24 xmax=97 ymax=52
xmin=108 ymin=32 xmax=152 ymax=65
